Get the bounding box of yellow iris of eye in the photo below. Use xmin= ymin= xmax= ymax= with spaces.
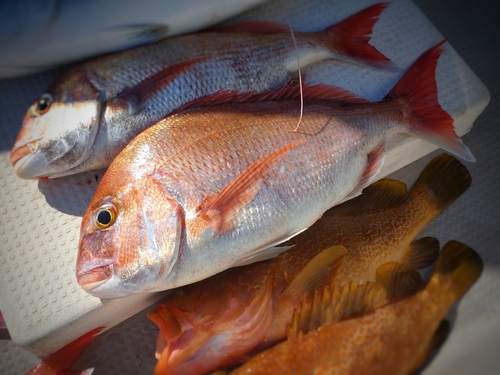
xmin=95 ymin=207 xmax=116 ymax=229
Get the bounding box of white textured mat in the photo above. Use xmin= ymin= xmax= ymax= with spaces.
xmin=0 ymin=0 xmax=496 ymax=374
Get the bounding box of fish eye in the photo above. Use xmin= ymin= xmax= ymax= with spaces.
xmin=34 ymin=93 xmax=53 ymax=115
xmin=94 ymin=205 xmax=116 ymax=229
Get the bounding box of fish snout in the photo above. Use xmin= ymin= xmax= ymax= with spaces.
xmin=76 ymin=247 xmax=114 ymax=290
xmin=76 ymin=265 xmax=112 ymax=291
xmin=10 ymin=140 xmax=40 ymax=178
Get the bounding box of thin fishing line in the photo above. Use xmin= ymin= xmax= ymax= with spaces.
xmin=278 ymin=0 xmax=303 ymax=132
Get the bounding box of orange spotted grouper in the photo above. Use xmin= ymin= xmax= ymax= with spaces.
xmin=146 ymin=154 xmax=470 ymax=375
xmin=11 ymin=3 xmax=392 ymax=180
xmin=231 ymin=241 xmax=483 ymax=375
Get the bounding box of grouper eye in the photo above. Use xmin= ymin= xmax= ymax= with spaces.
xmin=34 ymin=93 xmax=53 ymax=115
xmin=94 ymin=205 xmax=117 ymax=229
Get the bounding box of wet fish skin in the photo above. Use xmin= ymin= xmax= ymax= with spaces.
xmin=147 ymin=154 xmax=469 ymax=375
xmin=76 ymin=41 xmax=473 ymax=299
xmin=230 ymin=241 xmax=483 ymax=375
xmin=11 ymin=3 xmax=391 ymax=180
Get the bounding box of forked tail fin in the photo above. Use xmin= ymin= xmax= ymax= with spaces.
xmin=386 ymin=41 xmax=475 ymax=162
xmin=325 ymin=3 xmax=393 ymax=68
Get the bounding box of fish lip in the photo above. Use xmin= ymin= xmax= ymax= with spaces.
xmin=10 ymin=140 xmax=39 ymax=167
xmin=77 ymin=265 xmax=112 ymax=291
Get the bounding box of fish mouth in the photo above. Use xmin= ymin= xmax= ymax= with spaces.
xmin=77 ymin=265 xmax=112 ymax=291
xmin=10 ymin=143 xmax=34 ymax=167
xmin=10 ymin=140 xmax=47 ymax=179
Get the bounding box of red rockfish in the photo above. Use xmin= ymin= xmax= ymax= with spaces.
xmin=231 ymin=241 xmax=483 ymax=375
xmin=147 ymin=154 xmax=469 ymax=375
xmin=10 ymin=3 xmax=391 ymax=180
xmin=76 ymin=41 xmax=474 ymax=300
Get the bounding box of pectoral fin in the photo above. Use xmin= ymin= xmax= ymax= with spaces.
xmin=115 ymin=57 xmax=210 ymax=114
xmin=147 ymin=305 xmax=183 ymax=342
xmin=188 ymin=141 xmax=303 ymax=240
xmin=281 ymin=246 xmax=347 ymax=303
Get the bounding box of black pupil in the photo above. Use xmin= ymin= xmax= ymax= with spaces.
xmin=97 ymin=210 xmax=112 ymax=225
xmin=37 ymin=99 xmax=48 ymax=112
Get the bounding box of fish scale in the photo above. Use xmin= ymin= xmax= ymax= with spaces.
xmin=76 ymin=42 xmax=474 ymax=298
xmin=12 ymin=3 xmax=392 ymax=179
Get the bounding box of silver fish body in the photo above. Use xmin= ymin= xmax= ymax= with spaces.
xmin=76 ymin=42 xmax=473 ymax=299
xmin=11 ymin=3 xmax=391 ymax=179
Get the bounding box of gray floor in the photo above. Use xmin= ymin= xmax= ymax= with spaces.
xmin=1 ymin=0 xmax=499 ymax=374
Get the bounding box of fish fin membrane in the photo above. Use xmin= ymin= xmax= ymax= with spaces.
xmin=147 ymin=305 xmax=183 ymax=342
xmin=323 ymin=178 xmax=407 ymax=216
xmin=191 ymin=141 xmax=302 ymax=237
xmin=410 ymin=154 xmax=471 ymax=213
xmin=375 ymin=262 xmax=424 ymax=301
xmin=25 ymin=327 xmax=103 ymax=375
xmin=179 ymin=82 xmax=366 ymax=112
xmin=211 ymin=21 xmax=290 ymax=33
xmin=281 ymin=246 xmax=347 ymax=303
xmin=325 ymin=3 xmax=393 ymax=68
xmin=288 ymin=261 xmax=422 ymax=339
xmin=288 ymin=281 xmax=377 ymax=338
xmin=155 ymin=345 xmax=171 ymax=375
xmin=406 ymin=237 xmax=440 ymax=270
xmin=387 ymin=41 xmax=475 ymax=162
xmin=234 ymin=245 xmax=294 ymax=267
xmin=430 ymin=240 xmax=483 ymax=299
xmin=116 ymin=57 xmax=210 ymax=114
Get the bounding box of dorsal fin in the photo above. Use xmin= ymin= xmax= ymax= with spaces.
xmin=288 ymin=262 xmax=423 ymax=338
xmin=324 ymin=178 xmax=407 ymax=216
xmin=288 ymin=281 xmax=377 ymax=339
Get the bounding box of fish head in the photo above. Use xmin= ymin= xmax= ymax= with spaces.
xmin=10 ymin=69 xmax=104 ymax=179
xmin=150 ymin=262 xmax=279 ymax=374
xmin=76 ymin=172 xmax=183 ymax=298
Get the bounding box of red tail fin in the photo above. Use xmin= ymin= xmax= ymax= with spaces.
xmin=25 ymin=327 xmax=103 ymax=375
xmin=326 ymin=3 xmax=393 ymax=68
xmin=387 ymin=41 xmax=475 ymax=162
